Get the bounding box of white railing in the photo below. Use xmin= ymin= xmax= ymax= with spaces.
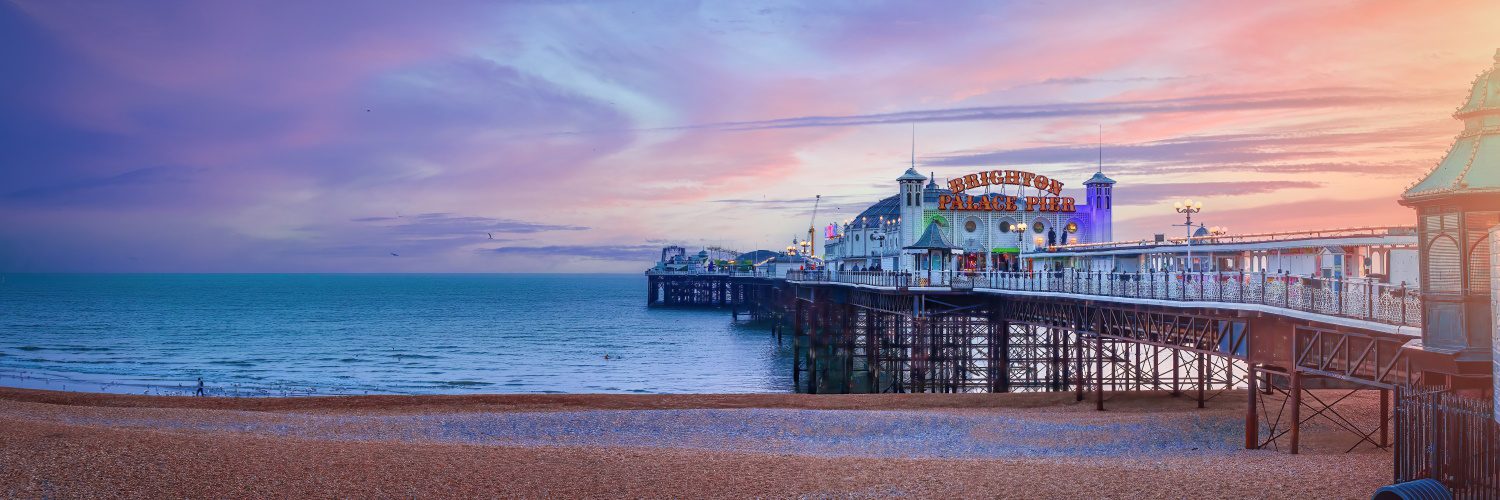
xmin=786 ymin=268 xmax=1422 ymax=328
xmin=646 ymin=268 xmax=777 ymax=277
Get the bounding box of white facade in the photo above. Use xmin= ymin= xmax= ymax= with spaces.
xmin=1031 ymin=228 xmax=1420 ymax=282
xmin=824 ymin=168 xmax=1116 ymax=272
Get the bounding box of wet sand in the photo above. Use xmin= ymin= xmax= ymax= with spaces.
xmin=0 ymin=387 xmax=1390 ymax=498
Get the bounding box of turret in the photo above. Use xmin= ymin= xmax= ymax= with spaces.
xmin=897 ymin=168 xmax=927 ymax=271
xmin=1083 ymin=170 xmax=1116 ymax=243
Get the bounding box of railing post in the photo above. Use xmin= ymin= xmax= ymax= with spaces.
xmin=1198 ymin=269 xmax=1205 ymax=301
xmin=1338 ymin=277 xmax=1344 ymax=316
xmin=1399 ymin=282 xmax=1407 ymax=324
xmin=1284 ymin=271 xmax=1291 ymax=310
xmin=1305 ymin=275 xmax=1314 ymax=312
xmin=1260 ymin=271 xmax=1267 ymax=306
xmin=1238 ymin=269 xmax=1244 ymax=303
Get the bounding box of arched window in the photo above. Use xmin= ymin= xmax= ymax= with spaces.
xmin=1425 ymin=233 xmax=1462 ymax=292
xmin=1466 ymin=230 xmax=1491 ymax=293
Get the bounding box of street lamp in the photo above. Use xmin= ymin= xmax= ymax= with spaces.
xmin=1173 ymin=199 xmax=1203 ymax=271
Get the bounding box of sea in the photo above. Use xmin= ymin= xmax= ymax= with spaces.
xmin=0 ymin=274 xmax=791 ymax=396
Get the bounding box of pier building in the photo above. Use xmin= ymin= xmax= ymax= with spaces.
xmin=822 ymin=166 xmax=1115 ymax=273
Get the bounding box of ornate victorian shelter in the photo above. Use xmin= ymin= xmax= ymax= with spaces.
xmin=1400 ymin=49 xmax=1500 ymax=372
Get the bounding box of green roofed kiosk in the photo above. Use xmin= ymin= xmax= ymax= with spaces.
xmin=1398 ymin=49 xmax=1500 ymax=384
xmin=903 ymin=219 xmax=962 ymax=286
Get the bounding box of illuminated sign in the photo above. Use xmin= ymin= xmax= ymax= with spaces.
xmin=938 ymin=194 xmax=1075 ymax=213
xmin=937 ymin=169 xmax=1076 ymax=213
xmin=948 ymin=169 xmax=1063 ymax=196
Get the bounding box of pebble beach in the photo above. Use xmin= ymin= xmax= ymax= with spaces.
xmin=0 ymin=387 xmax=1391 ymax=498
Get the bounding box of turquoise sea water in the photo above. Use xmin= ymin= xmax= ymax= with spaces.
xmin=0 ymin=274 xmax=790 ymax=396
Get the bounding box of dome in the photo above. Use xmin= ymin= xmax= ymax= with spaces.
xmin=1083 ymin=171 xmax=1116 ymax=185
xmin=1454 ymin=49 xmax=1500 ymax=119
xmin=850 ymin=194 xmax=900 ymax=228
xmin=1403 ymin=49 xmax=1500 ymax=203
xmin=897 ymin=168 xmax=926 ymax=182
xmin=1193 ymin=226 xmax=1209 ymax=237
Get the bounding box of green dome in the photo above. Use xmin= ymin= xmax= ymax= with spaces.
xmin=1454 ymin=49 xmax=1500 ymax=119
xmin=1402 ymin=49 xmax=1500 ymax=203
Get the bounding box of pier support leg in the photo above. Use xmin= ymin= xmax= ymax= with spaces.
xmin=1289 ymin=370 xmax=1302 ymax=454
xmin=1196 ymin=352 xmax=1206 ymax=409
xmin=1245 ymin=365 xmax=1258 ymax=449
xmin=793 ymin=301 xmax=803 ymax=390
xmin=1002 ymin=319 xmax=1014 ymax=393
xmin=1170 ymin=349 xmax=1181 ymax=397
xmin=844 ymin=304 xmax=855 ymax=394
xmin=809 ymin=305 xmax=820 ymax=395
xmin=1075 ymin=331 xmax=1085 ymax=402
xmin=866 ymin=310 xmax=878 ymax=393
xmin=1095 ymin=337 xmax=1105 ymax=411
xmin=1380 ymin=388 xmax=1389 ymax=448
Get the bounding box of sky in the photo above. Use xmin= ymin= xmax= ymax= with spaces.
xmin=2 ymin=0 xmax=1498 ymax=273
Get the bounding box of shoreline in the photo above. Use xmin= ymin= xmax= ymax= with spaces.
xmin=0 ymin=387 xmax=1392 ymax=498
xmin=0 ymin=385 xmax=1145 ymax=413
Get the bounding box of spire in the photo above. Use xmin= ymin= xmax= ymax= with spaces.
xmin=1097 ymin=124 xmax=1103 ymax=174
xmin=906 ymin=120 xmax=918 ymax=168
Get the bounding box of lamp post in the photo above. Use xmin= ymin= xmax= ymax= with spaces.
xmin=1173 ymin=199 xmax=1203 ymax=271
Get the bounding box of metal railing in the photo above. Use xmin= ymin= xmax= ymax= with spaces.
xmin=786 ymin=268 xmax=1422 ymax=327
xmin=1049 ymin=225 xmax=1418 ymax=253
xmin=1396 ymin=386 xmax=1498 ymax=499
xmin=646 ymin=268 xmax=778 ymax=277
xmin=786 ymin=270 xmax=912 ymax=287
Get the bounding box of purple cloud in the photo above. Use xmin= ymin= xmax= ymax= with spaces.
xmin=485 ymin=244 xmax=663 ymax=262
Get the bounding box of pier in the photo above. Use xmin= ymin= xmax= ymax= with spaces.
xmin=648 ymin=239 xmax=1493 ymax=495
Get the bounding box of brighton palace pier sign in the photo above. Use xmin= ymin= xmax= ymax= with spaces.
xmin=939 ymin=169 xmax=1076 ymax=213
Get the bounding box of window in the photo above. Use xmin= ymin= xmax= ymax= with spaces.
xmin=1032 ymin=221 xmax=1045 ymax=234
xmin=906 ymin=192 xmax=911 ymax=206
xmin=964 ymin=220 xmax=977 ymax=233
xmin=999 ymin=220 xmax=1013 ymax=233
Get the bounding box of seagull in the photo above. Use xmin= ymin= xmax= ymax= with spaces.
xmin=487 ymin=232 xmax=494 ymax=240
xmin=390 ymin=252 xmax=400 ymax=257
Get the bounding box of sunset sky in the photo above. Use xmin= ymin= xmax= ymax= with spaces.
xmin=3 ymin=1 xmax=1498 ymax=272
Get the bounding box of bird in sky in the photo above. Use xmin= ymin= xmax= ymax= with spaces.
xmin=389 ymin=252 xmax=399 ymax=257
xmin=487 ymin=232 xmax=494 ymax=239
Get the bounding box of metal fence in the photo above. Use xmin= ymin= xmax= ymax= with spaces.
xmin=786 ymin=268 xmax=1421 ymax=327
xmin=1395 ymin=386 xmax=1499 ymax=499
xmin=646 ymin=269 xmax=777 ymax=277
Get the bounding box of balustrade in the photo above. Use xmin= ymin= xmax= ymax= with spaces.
xmin=785 ymin=268 xmax=1421 ymax=327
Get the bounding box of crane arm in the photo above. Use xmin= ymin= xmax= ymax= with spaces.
xmin=808 ymin=195 xmax=821 ymax=259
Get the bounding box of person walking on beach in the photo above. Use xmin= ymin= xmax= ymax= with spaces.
xmin=195 ymin=377 xmax=205 ymax=397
